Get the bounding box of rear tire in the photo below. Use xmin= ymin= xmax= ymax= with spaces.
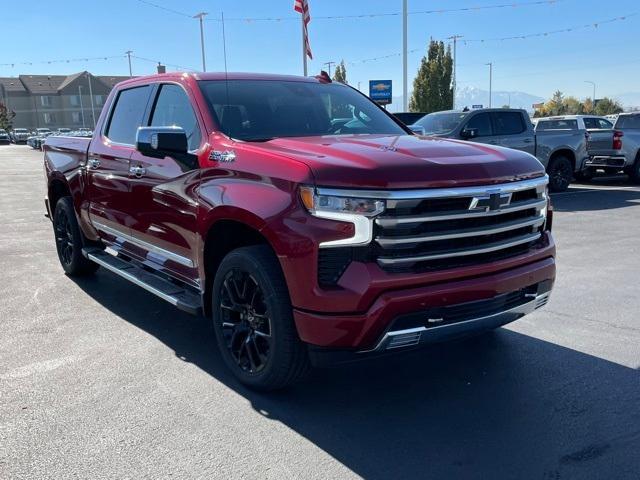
xmin=547 ymin=156 xmax=573 ymax=192
xmin=627 ymin=154 xmax=640 ymax=184
xmin=53 ymin=197 xmax=99 ymax=276
xmin=211 ymin=245 xmax=310 ymax=391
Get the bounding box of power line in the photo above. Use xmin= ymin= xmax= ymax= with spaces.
xmin=131 ymin=55 xmax=197 ymax=72
xmin=134 ymin=0 xmax=192 ymax=18
xmin=0 ymin=55 xmax=124 ymax=67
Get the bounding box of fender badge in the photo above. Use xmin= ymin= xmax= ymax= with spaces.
xmin=210 ymin=150 xmax=236 ymax=163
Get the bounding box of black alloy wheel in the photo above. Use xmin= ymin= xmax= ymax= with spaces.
xmin=219 ymin=269 xmax=272 ymax=374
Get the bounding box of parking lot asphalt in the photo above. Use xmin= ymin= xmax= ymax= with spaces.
xmin=0 ymin=144 xmax=639 ymax=480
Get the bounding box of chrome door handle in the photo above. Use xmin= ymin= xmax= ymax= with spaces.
xmin=129 ymin=165 xmax=146 ymax=178
xmin=87 ymin=158 xmax=101 ymax=169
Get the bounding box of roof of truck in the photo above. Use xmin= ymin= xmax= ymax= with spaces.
xmin=115 ymin=72 xmax=328 ymax=89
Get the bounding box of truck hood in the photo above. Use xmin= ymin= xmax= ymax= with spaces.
xmin=253 ymin=134 xmax=545 ymax=189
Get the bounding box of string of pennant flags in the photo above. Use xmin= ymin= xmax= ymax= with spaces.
xmin=1 ymin=11 xmax=635 ymax=71
xmin=347 ymin=13 xmax=635 ymax=66
xmin=134 ymin=0 xmax=565 ymax=22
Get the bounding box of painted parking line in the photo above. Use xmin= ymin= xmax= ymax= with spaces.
xmin=552 ymin=185 xmax=640 ymax=196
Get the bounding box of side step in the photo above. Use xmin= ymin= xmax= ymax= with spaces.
xmin=82 ymin=248 xmax=203 ymax=315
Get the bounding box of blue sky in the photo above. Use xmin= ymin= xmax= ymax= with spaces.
xmin=2 ymin=0 xmax=638 ymax=101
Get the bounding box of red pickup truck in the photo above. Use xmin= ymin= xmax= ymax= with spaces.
xmin=44 ymin=72 xmax=555 ymax=390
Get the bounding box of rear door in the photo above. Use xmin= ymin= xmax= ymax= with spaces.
xmin=87 ymin=84 xmax=152 ymax=240
xmin=492 ymin=111 xmax=535 ymax=155
xmin=127 ymin=82 xmax=204 ymax=286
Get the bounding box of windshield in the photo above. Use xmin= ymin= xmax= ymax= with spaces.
xmin=198 ymin=80 xmax=406 ymax=141
xmin=414 ymin=111 xmax=468 ymax=135
xmin=15 ymin=129 xmax=27 ymax=133
xmin=615 ymin=115 xmax=640 ymax=129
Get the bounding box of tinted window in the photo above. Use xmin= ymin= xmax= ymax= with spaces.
xmin=464 ymin=113 xmax=492 ymax=137
xmin=583 ymin=118 xmax=599 ymax=129
xmin=150 ymin=84 xmax=201 ymax=151
xmin=615 ymin=115 xmax=640 ymax=129
xmin=106 ymin=85 xmax=151 ymax=145
xmin=416 ymin=111 xmax=468 ymax=135
xmin=597 ymin=118 xmax=613 ymax=129
xmin=536 ymin=119 xmax=578 ymax=131
xmin=199 ymin=80 xmax=406 ymax=141
xmin=492 ymin=112 xmax=525 ymax=135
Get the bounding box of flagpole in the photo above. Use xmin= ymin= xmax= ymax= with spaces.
xmin=301 ymin=14 xmax=307 ymax=76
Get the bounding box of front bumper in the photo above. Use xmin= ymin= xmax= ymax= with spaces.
xmin=294 ymin=255 xmax=555 ymax=354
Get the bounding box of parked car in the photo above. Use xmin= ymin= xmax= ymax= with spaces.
xmin=44 ymin=72 xmax=555 ymax=390
xmin=55 ymin=128 xmax=73 ymax=135
xmin=393 ymin=112 xmax=427 ymax=128
xmin=411 ymin=108 xmax=588 ymax=191
xmin=27 ymin=130 xmax=53 ymax=150
xmin=0 ymin=129 xmax=10 ymax=144
xmin=534 ymin=115 xmax=626 ymax=181
xmin=614 ymin=112 xmax=640 ymax=183
xmin=10 ymin=128 xmax=30 ymax=143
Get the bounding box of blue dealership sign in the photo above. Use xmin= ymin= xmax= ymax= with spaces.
xmin=369 ymin=80 xmax=392 ymax=105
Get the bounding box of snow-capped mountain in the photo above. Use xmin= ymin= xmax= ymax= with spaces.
xmin=454 ymin=87 xmax=544 ymax=111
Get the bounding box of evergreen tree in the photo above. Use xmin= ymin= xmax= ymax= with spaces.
xmin=0 ymin=102 xmax=15 ymax=131
xmin=333 ymin=60 xmax=347 ymax=84
xmin=409 ymin=40 xmax=453 ymax=113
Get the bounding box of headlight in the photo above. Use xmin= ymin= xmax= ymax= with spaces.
xmin=299 ymin=186 xmax=385 ymax=247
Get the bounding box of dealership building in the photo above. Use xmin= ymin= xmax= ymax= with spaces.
xmin=0 ymin=72 xmax=129 ymax=130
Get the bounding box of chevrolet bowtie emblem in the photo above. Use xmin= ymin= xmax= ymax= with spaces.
xmin=469 ymin=192 xmax=512 ymax=212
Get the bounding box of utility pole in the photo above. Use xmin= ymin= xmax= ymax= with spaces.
xmin=78 ymin=85 xmax=85 ymax=128
xmin=323 ymin=61 xmax=336 ymax=77
xmin=193 ymin=12 xmax=208 ymax=71
xmin=86 ymin=72 xmax=96 ymax=128
xmin=448 ymin=35 xmax=463 ymax=109
xmin=402 ymin=0 xmax=408 ymax=112
xmin=486 ymin=62 xmax=493 ymax=108
xmin=301 ymin=13 xmax=307 ymax=76
xmin=125 ymin=50 xmax=133 ymax=77
xmin=584 ymin=80 xmax=596 ymax=111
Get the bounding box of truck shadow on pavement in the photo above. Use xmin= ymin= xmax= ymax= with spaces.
xmin=72 ymin=273 xmax=640 ymax=480
xmin=551 ymin=182 xmax=640 ymax=212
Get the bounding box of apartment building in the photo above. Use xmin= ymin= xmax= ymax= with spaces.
xmin=0 ymin=72 xmax=129 ymax=130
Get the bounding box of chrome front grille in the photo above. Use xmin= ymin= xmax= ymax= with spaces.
xmin=373 ymin=176 xmax=548 ymax=272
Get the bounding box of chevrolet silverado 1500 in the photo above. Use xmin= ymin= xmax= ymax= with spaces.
xmin=44 ymin=72 xmax=556 ymax=390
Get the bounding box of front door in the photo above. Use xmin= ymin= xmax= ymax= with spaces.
xmin=127 ymin=83 xmax=204 ymax=286
xmin=87 ymin=84 xmax=153 ymax=242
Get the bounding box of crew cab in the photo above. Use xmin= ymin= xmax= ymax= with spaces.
xmin=410 ymin=108 xmax=587 ymax=192
xmin=534 ymin=115 xmax=626 ymax=181
xmin=44 ymin=73 xmax=556 ymax=390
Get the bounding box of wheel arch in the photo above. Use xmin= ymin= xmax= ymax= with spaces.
xmin=201 ymin=217 xmax=280 ymax=317
xmin=548 ymin=148 xmax=576 ymax=172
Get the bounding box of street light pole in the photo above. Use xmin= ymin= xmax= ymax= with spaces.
xmin=585 ymin=80 xmax=596 ymax=111
xmin=78 ymin=85 xmax=85 ymax=128
xmin=448 ymin=35 xmax=463 ymax=109
xmin=402 ymin=0 xmax=408 ymax=112
xmin=125 ymin=50 xmax=133 ymax=77
xmin=193 ymin=12 xmax=208 ymax=71
xmin=486 ymin=62 xmax=493 ymax=108
xmin=86 ymin=73 xmax=96 ymax=129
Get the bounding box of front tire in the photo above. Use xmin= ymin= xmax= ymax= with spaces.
xmin=53 ymin=197 xmax=99 ymax=276
xmin=547 ymin=156 xmax=573 ymax=192
xmin=211 ymin=245 xmax=310 ymax=391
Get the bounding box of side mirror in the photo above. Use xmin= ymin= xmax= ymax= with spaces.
xmin=136 ymin=126 xmax=189 ymax=158
xmin=408 ymin=124 xmax=426 ymax=135
xmin=460 ymin=127 xmax=479 ymax=139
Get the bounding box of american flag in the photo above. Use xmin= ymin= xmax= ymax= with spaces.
xmin=294 ymin=0 xmax=313 ymax=59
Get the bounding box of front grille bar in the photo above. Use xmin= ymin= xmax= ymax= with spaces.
xmin=376 ymin=198 xmax=547 ymax=227
xmin=376 ymin=214 xmax=545 ymax=247
xmin=377 ymin=231 xmax=542 ymax=266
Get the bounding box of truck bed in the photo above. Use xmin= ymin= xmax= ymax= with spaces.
xmin=43 ymin=136 xmax=91 ymax=173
